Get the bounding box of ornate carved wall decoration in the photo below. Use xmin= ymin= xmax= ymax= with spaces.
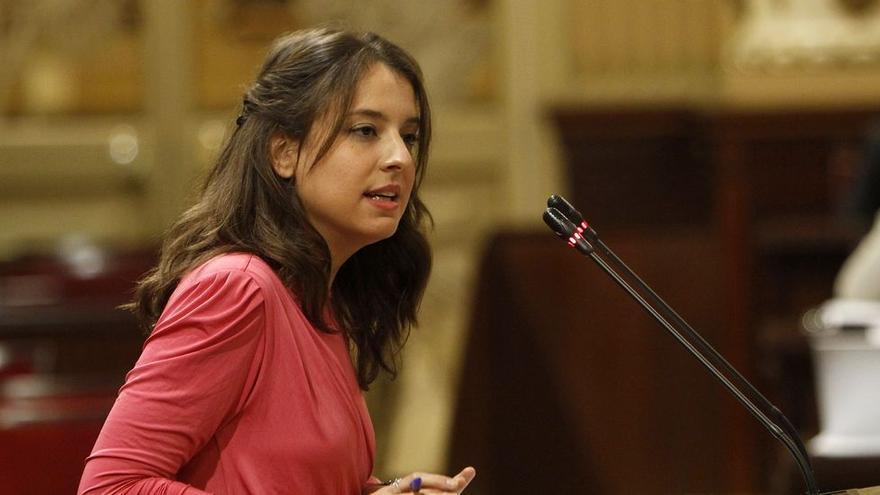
xmin=726 ymin=0 xmax=880 ymax=70
xmin=837 ymin=0 xmax=878 ymax=17
xmin=296 ymin=0 xmax=494 ymax=104
xmin=195 ymin=0 xmax=494 ymax=109
xmin=0 ymin=0 xmax=142 ymax=115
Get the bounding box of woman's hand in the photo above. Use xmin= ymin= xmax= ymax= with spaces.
xmin=366 ymin=467 xmax=476 ymax=494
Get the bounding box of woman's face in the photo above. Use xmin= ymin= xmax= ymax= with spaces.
xmin=276 ymin=63 xmax=420 ymax=264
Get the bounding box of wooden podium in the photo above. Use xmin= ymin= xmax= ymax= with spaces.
xmin=448 ymin=230 xmax=736 ymax=493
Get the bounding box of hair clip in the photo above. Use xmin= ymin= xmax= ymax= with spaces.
xmin=237 ymin=97 xmax=256 ymax=126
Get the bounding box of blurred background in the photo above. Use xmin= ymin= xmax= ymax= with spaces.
xmin=3 ymin=0 xmax=880 ymax=493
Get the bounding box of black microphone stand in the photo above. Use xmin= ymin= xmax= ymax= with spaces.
xmin=543 ymin=195 xmax=820 ymax=495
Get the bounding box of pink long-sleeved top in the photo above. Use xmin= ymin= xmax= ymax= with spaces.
xmin=79 ymin=253 xmax=376 ymax=494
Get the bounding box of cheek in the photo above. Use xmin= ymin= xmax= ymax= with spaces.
xmin=294 ymin=170 xmax=357 ymax=216
xmin=292 ymin=175 xmax=323 ymax=218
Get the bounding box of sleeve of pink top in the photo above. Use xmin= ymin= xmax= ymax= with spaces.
xmin=78 ymin=269 xmax=266 ymax=495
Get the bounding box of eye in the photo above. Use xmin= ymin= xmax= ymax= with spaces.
xmin=351 ymin=125 xmax=377 ymax=138
xmin=402 ymin=133 xmax=419 ymax=151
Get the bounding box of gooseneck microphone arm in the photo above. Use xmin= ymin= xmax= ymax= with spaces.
xmin=548 ymin=194 xmax=815 ymax=478
xmin=543 ymin=196 xmax=819 ymax=495
xmin=547 ymin=195 xmax=812 ymax=460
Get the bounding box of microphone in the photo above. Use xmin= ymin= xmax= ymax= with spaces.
xmin=548 ymin=194 xmax=596 ymax=239
xmin=542 ymin=208 xmax=593 ymax=255
xmin=543 ymin=195 xmax=819 ymax=495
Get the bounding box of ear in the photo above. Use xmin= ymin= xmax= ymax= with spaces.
xmin=269 ymin=133 xmax=299 ymax=179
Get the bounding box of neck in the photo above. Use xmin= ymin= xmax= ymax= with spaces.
xmin=329 ymin=260 xmax=341 ymax=289
xmin=320 ymin=229 xmax=367 ymax=291
xmin=327 ymin=245 xmax=357 ymax=291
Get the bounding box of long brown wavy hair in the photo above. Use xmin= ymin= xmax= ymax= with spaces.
xmin=128 ymin=27 xmax=433 ymax=390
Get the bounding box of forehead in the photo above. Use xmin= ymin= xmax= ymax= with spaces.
xmin=349 ymin=63 xmax=419 ymax=119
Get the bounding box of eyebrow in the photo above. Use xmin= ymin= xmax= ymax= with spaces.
xmin=348 ymin=109 xmax=420 ymax=127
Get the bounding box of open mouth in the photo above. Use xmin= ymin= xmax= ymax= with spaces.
xmin=364 ymin=192 xmax=398 ymax=201
xmin=364 ymin=185 xmax=400 ymax=202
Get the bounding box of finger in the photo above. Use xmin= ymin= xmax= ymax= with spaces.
xmin=399 ymin=472 xmax=459 ymax=492
xmin=413 ymin=467 xmax=475 ymax=493
xmin=450 ymin=466 xmax=477 ymax=491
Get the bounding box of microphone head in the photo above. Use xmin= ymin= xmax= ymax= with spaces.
xmin=544 ymin=207 xmax=594 ymax=254
xmin=543 ymin=207 xmax=575 ymax=237
xmin=547 ymin=194 xmax=584 ymax=225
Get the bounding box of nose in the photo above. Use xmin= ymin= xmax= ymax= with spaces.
xmin=380 ymin=134 xmax=414 ymax=172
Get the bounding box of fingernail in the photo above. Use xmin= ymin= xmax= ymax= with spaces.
xmin=410 ymin=477 xmax=422 ymax=491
